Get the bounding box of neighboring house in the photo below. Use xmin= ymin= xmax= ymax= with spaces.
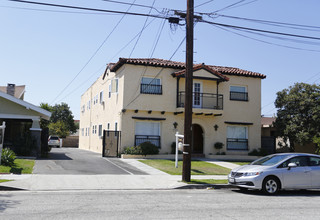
xmin=79 ymin=58 xmax=266 ymax=156
xmin=261 ymin=116 xmax=291 ymax=153
xmin=0 ymin=84 xmax=51 ymax=156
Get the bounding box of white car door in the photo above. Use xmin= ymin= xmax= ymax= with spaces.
xmin=281 ymin=156 xmax=312 ymax=189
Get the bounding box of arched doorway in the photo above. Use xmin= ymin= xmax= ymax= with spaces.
xmin=192 ymin=124 xmax=204 ymax=154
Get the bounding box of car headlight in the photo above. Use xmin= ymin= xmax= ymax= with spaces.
xmin=243 ymin=172 xmax=262 ymax=176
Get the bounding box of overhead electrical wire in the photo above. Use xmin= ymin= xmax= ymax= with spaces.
xmin=129 ymin=0 xmax=156 ymax=58
xmin=214 ymin=25 xmax=320 ymax=52
xmin=51 ymin=0 xmax=138 ymax=104
xmin=201 ymin=19 xmax=320 ymax=41
xmin=205 ymin=13 xmax=320 ymax=32
xmin=56 ymin=18 xmax=158 ymax=103
xmin=195 ymin=0 xmax=215 ymax=9
xmin=101 ymin=0 xmax=164 ymax=14
xmin=8 ymin=0 xmax=167 ymax=19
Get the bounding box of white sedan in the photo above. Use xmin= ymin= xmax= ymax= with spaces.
xmin=228 ymin=153 xmax=320 ymax=194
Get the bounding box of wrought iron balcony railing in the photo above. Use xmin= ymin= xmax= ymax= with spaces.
xmin=177 ymin=92 xmax=223 ymax=110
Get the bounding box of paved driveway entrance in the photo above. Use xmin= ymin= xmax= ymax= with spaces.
xmin=33 ymin=148 xmax=147 ymax=175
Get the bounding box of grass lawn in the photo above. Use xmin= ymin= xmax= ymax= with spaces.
xmin=232 ymin=162 xmax=251 ymax=166
xmin=188 ymin=179 xmax=228 ymax=185
xmin=139 ymin=159 xmax=231 ymax=175
xmin=0 ymin=179 xmax=12 ymax=183
xmin=0 ymin=159 xmax=35 ymax=174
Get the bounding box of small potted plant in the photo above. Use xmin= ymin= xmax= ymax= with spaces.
xmin=214 ymin=142 xmax=224 ymax=155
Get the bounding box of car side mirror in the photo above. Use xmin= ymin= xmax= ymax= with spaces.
xmin=288 ymin=162 xmax=297 ymax=170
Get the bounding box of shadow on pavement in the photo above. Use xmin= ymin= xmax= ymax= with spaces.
xmin=38 ymin=152 xmax=72 ymax=161
xmin=232 ymin=188 xmax=320 ymax=197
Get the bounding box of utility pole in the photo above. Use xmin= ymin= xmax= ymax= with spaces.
xmin=182 ymin=0 xmax=194 ymax=182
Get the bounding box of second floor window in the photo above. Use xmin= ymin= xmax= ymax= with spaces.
xmin=230 ymin=86 xmax=248 ymax=101
xmin=141 ymin=77 xmax=162 ymax=95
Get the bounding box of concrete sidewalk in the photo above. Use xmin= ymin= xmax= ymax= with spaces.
xmin=0 ymin=159 xmax=238 ymax=191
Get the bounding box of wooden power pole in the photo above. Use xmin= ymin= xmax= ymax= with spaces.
xmin=182 ymin=0 xmax=194 ymax=182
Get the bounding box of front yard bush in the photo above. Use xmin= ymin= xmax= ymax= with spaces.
xmin=123 ymin=142 xmax=159 ymax=156
xmin=139 ymin=142 xmax=159 ymax=156
xmin=123 ymin=146 xmax=142 ymax=155
xmin=1 ymin=148 xmax=16 ymax=166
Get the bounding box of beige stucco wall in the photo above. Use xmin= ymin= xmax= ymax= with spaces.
xmin=79 ymin=64 xmax=263 ymax=156
xmin=79 ymin=70 xmax=124 ymax=153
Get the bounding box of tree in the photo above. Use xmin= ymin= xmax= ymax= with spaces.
xmin=39 ymin=103 xmax=52 ymax=129
xmin=48 ymin=120 xmax=69 ymax=138
xmin=274 ymin=83 xmax=320 ymax=152
xmin=50 ymin=103 xmax=77 ymax=137
xmin=40 ymin=102 xmax=77 ymax=138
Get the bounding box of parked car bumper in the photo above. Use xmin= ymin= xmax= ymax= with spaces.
xmin=228 ymin=174 xmax=264 ymax=190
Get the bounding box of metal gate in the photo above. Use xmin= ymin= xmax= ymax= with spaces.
xmin=102 ymin=130 xmax=120 ymax=157
xmin=261 ymin=136 xmax=276 ymax=154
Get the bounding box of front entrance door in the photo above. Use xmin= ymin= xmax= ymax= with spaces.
xmin=192 ymin=124 xmax=203 ymax=154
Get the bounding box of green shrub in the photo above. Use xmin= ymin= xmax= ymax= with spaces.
xmin=1 ymin=148 xmax=16 ymax=167
xmin=123 ymin=146 xmax=142 ymax=155
xmin=214 ymin=142 xmax=224 ymax=150
xmin=139 ymin=142 xmax=159 ymax=156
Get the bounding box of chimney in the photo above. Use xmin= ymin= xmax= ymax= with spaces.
xmin=7 ymin=83 xmax=15 ymax=96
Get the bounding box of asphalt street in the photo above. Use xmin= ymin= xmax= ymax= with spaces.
xmin=33 ymin=148 xmax=147 ymax=175
xmin=1 ymin=189 xmax=320 ymax=219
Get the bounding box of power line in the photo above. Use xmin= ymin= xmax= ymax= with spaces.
xmin=129 ymin=0 xmax=156 ymax=58
xmin=8 ymin=0 xmax=168 ymax=19
xmin=201 ymin=19 xmax=320 ymax=41
xmin=0 ymin=4 xmax=118 ymax=15
xmin=50 ymin=0 xmax=138 ymax=104
xmin=101 ymin=0 xmax=164 ymax=14
xmin=207 ymin=13 xmax=320 ymax=32
xmin=214 ymin=25 xmax=320 ymax=52
xmin=57 ymin=17 xmax=158 ymax=102
xmin=212 ymin=0 xmax=247 ymax=13
xmin=195 ymin=0 xmax=215 ymax=9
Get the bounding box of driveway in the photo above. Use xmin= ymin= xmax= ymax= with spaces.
xmin=33 ymin=148 xmax=147 ymax=175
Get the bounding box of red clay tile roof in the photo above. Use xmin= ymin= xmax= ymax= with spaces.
xmin=110 ymin=58 xmax=266 ymax=79
xmin=261 ymin=117 xmax=276 ymax=126
xmin=172 ymin=63 xmax=230 ymax=81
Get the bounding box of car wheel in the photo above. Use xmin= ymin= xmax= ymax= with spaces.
xmin=262 ymin=177 xmax=280 ymax=195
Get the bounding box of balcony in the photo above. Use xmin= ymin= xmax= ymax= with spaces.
xmin=140 ymin=84 xmax=162 ymax=95
xmin=135 ymin=135 xmax=161 ymax=148
xmin=177 ymin=92 xmax=223 ymax=110
xmin=227 ymin=138 xmax=248 ymax=151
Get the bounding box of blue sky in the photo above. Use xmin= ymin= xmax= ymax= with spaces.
xmin=1 ymin=0 xmax=320 ymax=119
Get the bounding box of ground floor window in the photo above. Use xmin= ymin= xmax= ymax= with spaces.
xmin=135 ymin=121 xmax=161 ymax=147
xmin=227 ymin=126 xmax=248 ymax=150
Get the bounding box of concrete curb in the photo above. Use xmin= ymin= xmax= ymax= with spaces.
xmin=175 ymin=184 xmax=237 ymax=190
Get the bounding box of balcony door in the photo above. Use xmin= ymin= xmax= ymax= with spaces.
xmin=193 ymin=82 xmax=202 ymax=108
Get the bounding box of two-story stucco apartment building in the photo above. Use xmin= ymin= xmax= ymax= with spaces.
xmin=79 ymin=58 xmax=266 ymax=156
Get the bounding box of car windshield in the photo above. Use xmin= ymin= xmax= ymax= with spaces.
xmin=251 ymin=155 xmax=291 ymax=166
xmin=50 ymin=137 xmax=59 ymax=140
